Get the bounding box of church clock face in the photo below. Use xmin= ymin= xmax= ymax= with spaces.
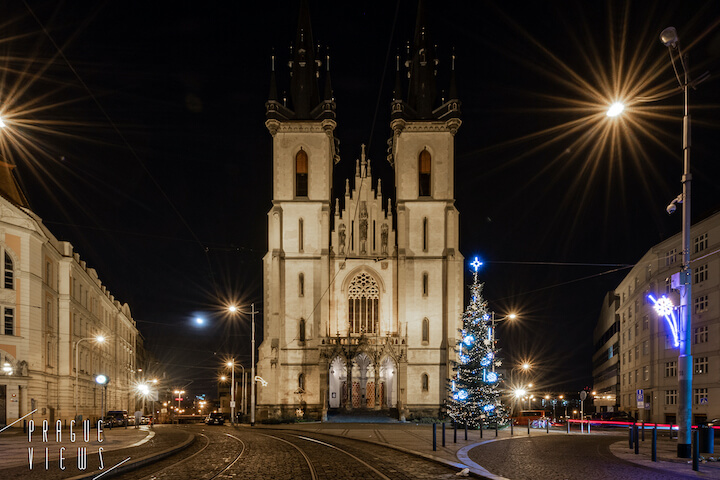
xmin=257 ymin=1 xmax=463 ymax=422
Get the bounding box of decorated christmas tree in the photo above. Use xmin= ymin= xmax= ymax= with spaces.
xmin=446 ymin=258 xmax=509 ymax=428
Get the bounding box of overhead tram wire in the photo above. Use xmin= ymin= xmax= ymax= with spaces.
xmin=24 ymin=2 xmax=222 ymax=298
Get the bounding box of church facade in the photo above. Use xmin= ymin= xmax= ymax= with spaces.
xmin=257 ymin=1 xmax=464 ymax=421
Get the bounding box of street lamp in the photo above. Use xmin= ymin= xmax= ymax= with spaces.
xmin=226 ymin=360 xmax=245 ymax=425
xmin=659 ymin=25 xmax=708 ymax=459
xmin=74 ymin=335 xmax=106 ymax=421
xmin=488 ymin=312 xmax=517 ymax=373
xmin=95 ymin=374 xmax=109 ymax=425
xmin=228 ymin=303 xmax=258 ymax=426
xmin=174 ymin=390 xmax=185 ymax=421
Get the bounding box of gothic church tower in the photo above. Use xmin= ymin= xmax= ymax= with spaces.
xmin=257 ymin=0 xmax=463 ymax=421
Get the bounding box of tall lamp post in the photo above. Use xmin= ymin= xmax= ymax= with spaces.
xmin=228 ymin=303 xmax=258 ymax=426
xmin=659 ymin=25 xmax=708 ymax=459
xmin=74 ymin=335 xmax=105 ymax=421
xmin=488 ymin=312 xmax=517 ymax=373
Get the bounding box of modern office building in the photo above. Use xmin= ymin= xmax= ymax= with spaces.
xmin=594 ymin=211 xmax=720 ymax=424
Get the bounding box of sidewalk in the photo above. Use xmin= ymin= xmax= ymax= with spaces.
xmin=267 ymin=422 xmax=720 ymax=479
xmin=609 ymin=430 xmax=720 ymax=479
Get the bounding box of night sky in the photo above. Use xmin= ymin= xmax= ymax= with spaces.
xmin=3 ymin=1 xmax=720 ymax=400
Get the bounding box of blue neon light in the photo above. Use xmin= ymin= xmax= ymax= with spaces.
xmin=648 ymin=294 xmax=680 ymax=348
xmin=470 ymin=257 xmax=483 ymax=272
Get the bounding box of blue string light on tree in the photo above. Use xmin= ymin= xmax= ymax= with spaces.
xmin=445 ymin=257 xmax=509 ymax=429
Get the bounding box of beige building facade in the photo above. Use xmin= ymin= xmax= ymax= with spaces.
xmin=256 ymin=3 xmax=464 ymax=420
xmin=0 ymin=162 xmax=138 ymax=428
xmin=594 ymin=211 xmax=720 ymax=424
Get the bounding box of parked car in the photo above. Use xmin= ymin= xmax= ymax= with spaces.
xmin=103 ymin=410 xmax=129 ymax=427
xmin=205 ymin=413 xmax=225 ymax=425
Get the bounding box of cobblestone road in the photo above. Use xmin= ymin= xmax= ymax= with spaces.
xmin=115 ymin=425 xmax=468 ymax=480
xmin=468 ymin=434 xmax=699 ymax=479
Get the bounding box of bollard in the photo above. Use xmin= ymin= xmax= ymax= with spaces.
xmin=652 ymin=426 xmax=657 ymax=462
xmin=465 ymin=424 xmax=468 ymax=441
xmin=641 ymin=421 xmax=645 ymax=442
xmin=628 ymin=426 xmax=633 ymax=449
xmin=634 ymin=425 xmax=639 ymax=454
xmin=480 ymin=423 xmax=483 ymax=439
xmin=546 ymin=419 xmax=550 ymax=434
xmin=442 ymin=422 xmax=446 ymax=447
xmin=693 ymin=429 xmax=700 ymax=472
xmin=495 ymin=421 xmax=498 ymax=437
xmin=588 ymin=420 xmax=591 ymax=434
xmin=433 ymin=423 xmax=437 ymax=451
xmin=454 ymin=422 xmax=457 ymax=443
xmin=527 ymin=420 xmax=530 ymax=435
xmin=566 ymin=420 xmax=570 ymax=434
xmin=511 ymin=419 xmax=514 ymax=436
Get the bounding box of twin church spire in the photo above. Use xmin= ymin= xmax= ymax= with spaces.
xmin=266 ymin=0 xmax=458 ymax=125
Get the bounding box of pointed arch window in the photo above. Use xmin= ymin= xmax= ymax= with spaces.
xmin=421 ymin=373 xmax=429 ymax=392
xmin=4 ymin=251 xmax=13 ymax=290
xmin=419 ymin=149 xmax=431 ymax=197
xmin=299 ymin=273 xmax=305 ymax=297
xmin=296 ymin=149 xmax=308 ymax=197
xmin=348 ymin=273 xmax=379 ymax=334
xmin=298 ymin=373 xmax=305 ymax=390
xmin=422 ymin=218 xmax=428 ymax=252
xmin=422 ymin=318 xmax=429 ymax=343
xmin=422 ymin=273 xmax=429 ymax=296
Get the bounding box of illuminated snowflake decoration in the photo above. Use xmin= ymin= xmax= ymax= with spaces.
xmin=486 ymin=372 xmax=498 ymax=383
xmin=483 ymin=404 xmax=495 ymax=412
xmin=463 ymin=335 xmax=475 ymax=346
xmin=648 ymin=294 xmax=680 ymax=348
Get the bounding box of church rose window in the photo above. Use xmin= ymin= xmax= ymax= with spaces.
xmin=348 ymin=273 xmax=379 ymax=334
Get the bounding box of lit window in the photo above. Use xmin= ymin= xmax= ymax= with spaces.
xmin=296 ymin=149 xmax=308 ymax=197
xmin=419 ymin=149 xmax=431 ymax=197
xmin=348 ymin=273 xmax=379 ymax=334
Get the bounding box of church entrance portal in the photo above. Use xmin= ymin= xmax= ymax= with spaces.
xmin=328 ymin=354 xmax=396 ymax=412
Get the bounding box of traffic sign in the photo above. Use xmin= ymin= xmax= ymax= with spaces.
xmin=700 ymin=397 xmax=709 ymax=405
xmin=636 ymin=389 xmax=644 ymax=408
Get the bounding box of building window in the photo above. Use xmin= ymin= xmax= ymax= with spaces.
xmin=422 ymin=273 xmax=428 ymax=296
xmin=628 ymin=349 xmax=632 ymax=362
xmin=299 ymin=318 xmax=306 ymax=343
xmin=4 ymin=252 xmax=13 ymax=290
xmin=348 ymin=273 xmax=379 ymax=334
xmin=643 ymin=315 xmax=649 ymax=330
xmin=694 ymin=233 xmax=708 ymax=253
xmin=666 ymin=390 xmax=677 ymax=405
xmin=299 ymin=273 xmax=305 ymax=297
xmin=643 ymin=365 xmax=649 ymax=381
xmin=694 ymin=388 xmax=708 ymax=405
xmin=628 ymin=328 xmax=632 ymax=341
xmin=695 ymin=295 xmax=709 ymax=313
xmin=3 ymin=307 xmax=13 ymax=335
xmin=642 ymin=340 xmax=649 ymax=356
xmin=635 ymin=369 xmax=639 ymax=383
xmin=419 ymin=149 xmax=431 ymax=197
xmin=422 ymin=318 xmax=429 ymax=343
xmin=634 ymin=322 xmax=638 ymax=336
xmin=635 ymin=345 xmax=639 ymax=360
xmin=694 ymin=326 xmax=709 ymax=344
xmin=665 ymin=248 xmax=677 ymax=266
xmin=421 ymin=373 xmax=429 ymax=392
xmin=694 ymin=357 xmax=708 ymax=375
xmin=622 ymin=373 xmax=626 ymax=386
xmin=422 ymin=218 xmax=428 ymax=252
xmin=46 ymin=301 xmax=52 ymax=327
xmin=296 ymin=149 xmax=308 ymax=197
xmin=665 ymin=361 xmax=676 ymax=377
xmin=299 ymin=218 xmax=304 ymax=252
xmin=298 ymin=373 xmax=305 ymax=390
xmin=695 ymin=264 xmax=708 ymax=284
